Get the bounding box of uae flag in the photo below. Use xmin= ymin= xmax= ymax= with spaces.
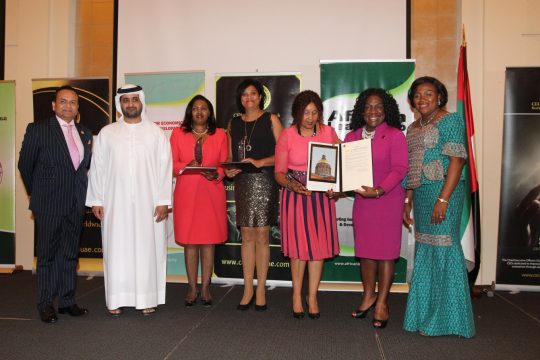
xmin=457 ymin=41 xmax=481 ymax=286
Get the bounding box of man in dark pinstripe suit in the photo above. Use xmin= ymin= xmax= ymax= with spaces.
xmin=19 ymin=86 xmax=93 ymax=324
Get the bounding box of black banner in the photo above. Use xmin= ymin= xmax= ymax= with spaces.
xmin=496 ymin=68 xmax=540 ymax=288
xmin=213 ymin=74 xmax=300 ymax=280
xmin=215 ymin=74 xmax=299 ymax=129
xmin=32 ymin=78 xmax=110 ymax=261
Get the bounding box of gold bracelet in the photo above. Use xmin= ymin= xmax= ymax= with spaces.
xmin=437 ymin=197 xmax=449 ymax=204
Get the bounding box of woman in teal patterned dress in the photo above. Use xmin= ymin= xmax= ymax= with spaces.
xmin=403 ymin=76 xmax=475 ymax=338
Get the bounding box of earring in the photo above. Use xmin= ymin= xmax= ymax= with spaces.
xmin=438 ymin=99 xmax=441 ymax=106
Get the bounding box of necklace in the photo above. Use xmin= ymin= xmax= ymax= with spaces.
xmin=192 ymin=128 xmax=207 ymax=164
xmin=419 ymin=110 xmax=439 ymax=127
xmin=362 ymin=127 xmax=375 ymax=139
xmin=299 ymin=123 xmax=318 ymax=137
xmin=192 ymin=127 xmax=208 ymax=138
xmin=243 ymin=117 xmax=259 ymax=152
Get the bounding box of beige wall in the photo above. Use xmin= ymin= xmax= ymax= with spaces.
xmin=412 ymin=0 xmax=460 ymax=112
xmin=6 ymin=0 xmax=540 ymax=285
xmin=75 ymin=0 xmax=113 ymax=78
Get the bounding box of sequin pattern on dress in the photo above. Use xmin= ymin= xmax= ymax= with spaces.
xmin=415 ymin=232 xmax=452 ymax=247
xmin=234 ymin=172 xmax=279 ymax=227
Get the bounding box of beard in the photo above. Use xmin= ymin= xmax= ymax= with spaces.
xmin=123 ymin=106 xmax=142 ymax=119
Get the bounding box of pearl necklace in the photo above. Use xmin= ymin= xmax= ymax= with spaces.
xmin=362 ymin=127 xmax=375 ymax=139
xmin=419 ymin=110 xmax=439 ymax=127
xmin=192 ymin=127 xmax=208 ymax=138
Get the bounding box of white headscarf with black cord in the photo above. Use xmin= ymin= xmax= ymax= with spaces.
xmin=115 ymin=84 xmax=150 ymax=123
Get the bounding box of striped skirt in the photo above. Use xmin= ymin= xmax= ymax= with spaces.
xmin=280 ymin=186 xmax=339 ymax=261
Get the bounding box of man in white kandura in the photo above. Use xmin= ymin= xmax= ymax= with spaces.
xmin=86 ymin=84 xmax=172 ymax=316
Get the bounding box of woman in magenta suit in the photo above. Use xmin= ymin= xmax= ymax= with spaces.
xmin=345 ymin=88 xmax=408 ymax=328
xmin=275 ymin=90 xmax=340 ymax=319
xmin=170 ymin=95 xmax=228 ymax=307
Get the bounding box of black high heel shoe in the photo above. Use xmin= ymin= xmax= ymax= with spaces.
xmin=254 ymin=303 xmax=267 ymax=312
xmin=305 ymin=297 xmax=320 ymax=320
xmin=372 ymin=304 xmax=389 ymax=329
xmin=292 ymin=310 xmax=305 ymax=319
xmin=237 ymin=295 xmax=254 ymax=311
xmin=351 ymin=301 xmax=376 ymax=319
xmin=185 ymin=292 xmax=199 ymax=307
xmin=372 ymin=318 xmax=388 ymax=329
xmin=200 ymin=287 xmax=212 ymax=307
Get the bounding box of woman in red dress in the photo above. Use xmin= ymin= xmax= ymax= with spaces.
xmin=170 ymin=95 xmax=228 ymax=307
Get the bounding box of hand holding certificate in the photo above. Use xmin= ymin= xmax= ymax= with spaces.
xmin=306 ymin=139 xmax=373 ymax=192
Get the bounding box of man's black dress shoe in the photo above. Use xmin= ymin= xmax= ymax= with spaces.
xmin=58 ymin=304 xmax=89 ymax=316
xmin=39 ymin=306 xmax=58 ymax=324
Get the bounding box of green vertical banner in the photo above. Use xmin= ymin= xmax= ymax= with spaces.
xmin=0 ymin=81 xmax=16 ymax=265
xmin=125 ymin=71 xmax=205 ymax=278
xmin=320 ymin=60 xmax=415 ymax=284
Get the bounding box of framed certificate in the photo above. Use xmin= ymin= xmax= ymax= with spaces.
xmin=306 ymin=139 xmax=373 ymax=192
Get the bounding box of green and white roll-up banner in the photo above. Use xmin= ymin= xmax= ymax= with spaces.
xmin=125 ymin=71 xmax=205 ymax=278
xmin=320 ymin=60 xmax=415 ymax=285
xmin=0 ymin=81 xmax=16 ymax=267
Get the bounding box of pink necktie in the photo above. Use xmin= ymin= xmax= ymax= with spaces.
xmin=65 ymin=124 xmax=80 ymax=170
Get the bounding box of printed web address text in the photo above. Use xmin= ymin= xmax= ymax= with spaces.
xmin=221 ymin=259 xmax=289 ymax=268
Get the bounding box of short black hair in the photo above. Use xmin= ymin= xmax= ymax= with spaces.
xmin=181 ymin=95 xmax=217 ymax=135
xmin=235 ymin=79 xmax=265 ymax=113
xmin=291 ymin=90 xmax=323 ymax=124
xmin=350 ymin=88 xmax=401 ymax=131
xmin=407 ymin=76 xmax=448 ymax=108
xmin=54 ymin=85 xmax=78 ymax=100
xmin=291 ymin=90 xmax=323 ymax=132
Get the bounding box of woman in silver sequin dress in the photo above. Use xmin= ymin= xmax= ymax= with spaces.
xmin=225 ymin=79 xmax=283 ymax=311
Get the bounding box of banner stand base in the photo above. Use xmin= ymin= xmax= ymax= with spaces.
xmin=0 ymin=265 xmax=23 ymax=275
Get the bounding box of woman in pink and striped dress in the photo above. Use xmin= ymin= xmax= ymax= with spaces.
xmin=274 ymin=90 xmax=340 ymax=319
